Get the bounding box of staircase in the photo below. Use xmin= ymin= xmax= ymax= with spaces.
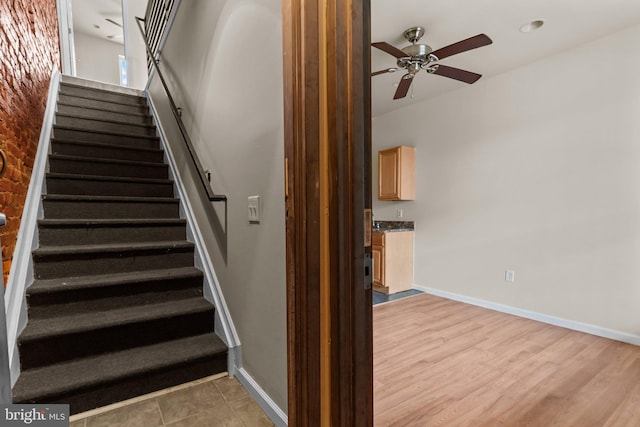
xmin=11 ymin=77 xmax=227 ymax=414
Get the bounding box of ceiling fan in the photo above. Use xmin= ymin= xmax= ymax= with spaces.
xmin=372 ymin=27 xmax=493 ymax=100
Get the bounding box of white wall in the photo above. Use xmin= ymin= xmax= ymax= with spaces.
xmin=122 ymin=0 xmax=149 ymax=89
xmin=373 ymin=24 xmax=640 ymax=336
xmin=149 ymin=0 xmax=287 ymax=412
xmin=73 ymin=32 xmax=123 ymax=85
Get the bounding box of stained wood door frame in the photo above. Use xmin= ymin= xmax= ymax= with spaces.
xmin=282 ymin=0 xmax=373 ymax=425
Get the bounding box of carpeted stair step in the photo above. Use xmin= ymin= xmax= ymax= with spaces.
xmin=57 ymin=102 xmax=152 ymax=125
xmin=27 ymin=285 xmax=204 ymax=319
xmin=18 ymin=296 xmax=215 ymax=370
xmin=59 ymin=83 xmax=147 ymax=107
xmin=57 ymin=93 xmax=149 ymax=116
xmin=53 ymin=125 xmax=160 ymax=148
xmin=55 ymin=114 xmax=157 ymax=136
xmin=50 ymin=139 xmax=165 ymax=163
xmin=38 ymin=218 xmax=186 ymax=245
xmin=26 ymin=267 xmax=204 ymax=308
xmin=42 ymin=194 xmax=180 ymax=219
xmin=32 ymin=240 xmax=196 ymax=280
xmin=45 ymin=173 xmax=174 ymax=197
xmin=48 ymin=154 xmax=168 ymax=179
xmin=12 ymin=333 xmax=227 ymax=414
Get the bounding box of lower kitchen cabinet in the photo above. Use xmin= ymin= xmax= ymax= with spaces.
xmin=372 ymin=230 xmax=414 ymax=294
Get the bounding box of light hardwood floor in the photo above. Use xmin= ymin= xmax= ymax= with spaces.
xmin=374 ymin=294 xmax=640 ymax=427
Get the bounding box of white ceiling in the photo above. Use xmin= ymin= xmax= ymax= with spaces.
xmin=371 ymin=0 xmax=640 ymax=116
xmin=71 ymin=0 xmax=124 ymax=45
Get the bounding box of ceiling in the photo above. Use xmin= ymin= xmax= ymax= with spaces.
xmin=71 ymin=0 xmax=124 ymax=45
xmin=371 ymin=0 xmax=640 ymax=116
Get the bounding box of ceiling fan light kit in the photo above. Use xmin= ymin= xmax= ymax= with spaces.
xmin=372 ymin=26 xmax=493 ymax=99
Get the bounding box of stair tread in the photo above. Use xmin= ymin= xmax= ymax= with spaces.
xmin=28 ymin=267 xmax=202 ymax=295
xmin=57 ymin=101 xmax=150 ymax=118
xmin=48 ymin=154 xmax=166 ymax=168
xmin=19 ymin=297 xmax=213 ymax=342
xmin=56 ymin=113 xmax=156 ymax=129
xmin=38 ymin=218 xmax=186 ymax=227
xmin=59 ymin=84 xmax=146 ymax=105
xmin=12 ymin=333 xmax=226 ymax=402
xmin=51 ymin=138 xmax=163 ymax=154
xmin=60 ymin=82 xmax=146 ymax=99
xmin=47 ymin=172 xmax=173 ymax=184
xmin=33 ymin=240 xmax=194 ymax=257
xmin=42 ymin=194 xmax=178 ymax=203
xmin=53 ymin=124 xmax=159 ymax=140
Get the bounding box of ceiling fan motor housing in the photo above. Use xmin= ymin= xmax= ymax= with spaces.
xmin=398 ymin=43 xmax=437 ymax=73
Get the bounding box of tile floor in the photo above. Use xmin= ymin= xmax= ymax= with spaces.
xmin=69 ymin=375 xmax=274 ymax=427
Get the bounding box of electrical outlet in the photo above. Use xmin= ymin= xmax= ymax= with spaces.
xmin=505 ymin=270 xmax=515 ymax=283
xmin=396 ymin=208 xmax=403 ymax=219
xmin=248 ymin=195 xmax=260 ymax=223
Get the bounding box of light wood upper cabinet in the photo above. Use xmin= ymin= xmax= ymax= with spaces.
xmin=378 ymin=146 xmax=415 ymax=201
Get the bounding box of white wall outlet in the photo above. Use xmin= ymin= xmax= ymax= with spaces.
xmin=248 ymin=195 xmax=260 ymax=224
xmin=396 ymin=208 xmax=403 ymax=219
xmin=505 ymin=270 xmax=515 ymax=283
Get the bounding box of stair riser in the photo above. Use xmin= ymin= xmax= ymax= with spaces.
xmin=27 ymin=274 xmax=204 ymax=308
xmin=18 ymin=309 xmax=215 ymax=370
xmin=46 ymin=176 xmax=174 ymax=198
xmin=19 ymin=354 xmax=227 ymax=414
xmin=38 ymin=223 xmax=187 ymax=246
xmin=59 ymin=85 xmax=146 ymax=106
xmin=33 ymin=248 xmax=195 ymax=280
xmin=50 ymin=141 xmax=165 ymax=163
xmin=49 ymin=157 xmax=168 ymax=179
xmin=58 ymin=94 xmax=149 ymax=115
xmin=57 ymin=104 xmax=152 ymax=125
xmin=28 ymin=287 xmax=204 ymax=318
xmin=42 ymin=199 xmax=180 ymax=219
xmin=52 ymin=127 xmax=159 ymax=149
xmin=55 ymin=115 xmax=157 ymax=137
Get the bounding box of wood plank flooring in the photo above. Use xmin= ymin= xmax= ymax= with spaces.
xmin=373 ymin=294 xmax=640 ymax=427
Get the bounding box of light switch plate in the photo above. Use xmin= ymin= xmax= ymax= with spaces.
xmin=248 ymin=195 xmax=260 ymax=224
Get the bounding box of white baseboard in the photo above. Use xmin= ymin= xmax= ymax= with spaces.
xmin=413 ymin=284 xmax=640 ymax=346
xmin=234 ymin=367 xmax=287 ymax=427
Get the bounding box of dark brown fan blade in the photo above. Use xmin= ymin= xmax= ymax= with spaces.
xmin=372 ymin=68 xmax=397 ymax=76
xmin=393 ymin=75 xmax=414 ymax=99
xmin=372 ymin=42 xmax=407 ymax=58
xmin=431 ymin=64 xmax=482 ymax=84
xmin=431 ymin=34 xmax=492 ymax=60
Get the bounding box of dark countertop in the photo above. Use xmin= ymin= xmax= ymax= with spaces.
xmin=373 ymin=221 xmax=414 ymax=232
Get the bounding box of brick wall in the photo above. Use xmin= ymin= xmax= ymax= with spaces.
xmin=0 ymin=0 xmax=61 ymax=283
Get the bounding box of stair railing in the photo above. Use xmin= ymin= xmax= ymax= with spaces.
xmin=134 ymin=16 xmax=226 ymax=203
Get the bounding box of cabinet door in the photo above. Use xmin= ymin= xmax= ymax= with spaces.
xmin=378 ymin=149 xmax=399 ymax=200
xmin=372 ymin=245 xmax=384 ymax=286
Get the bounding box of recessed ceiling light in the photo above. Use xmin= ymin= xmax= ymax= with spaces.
xmin=520 ymin=19 xmax=544 ymax=33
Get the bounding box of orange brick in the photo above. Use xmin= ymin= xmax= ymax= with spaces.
xmin=0 ymin=0 xmax=60 ymax=270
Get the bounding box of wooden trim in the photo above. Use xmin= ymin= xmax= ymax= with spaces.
xmin=282 ymin=0 xmax=372 ymax=425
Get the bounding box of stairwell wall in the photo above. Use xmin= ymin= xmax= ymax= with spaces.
xmin=0 ymin=0 xmax=60 ymax=279
xmin=147 ymin=0 xmax=287 ymax=413
xmin=372 ymin=24 xmax=640 ymax=337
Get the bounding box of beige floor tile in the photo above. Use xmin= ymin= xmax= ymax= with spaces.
xmin=85 ymin=399 xmax=163 ymax=427
xmin=157 ymin=381 xmax=227 ymax=424
xmin=70 ymin=420 xmax=86 ymax=427
xmin=230 ymin=398 xmax=274 ymax=427
xmin=214 ymin=377 xmax=250 ymax=402
xmin=164 ymin=407 xmax=243 ymax=427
